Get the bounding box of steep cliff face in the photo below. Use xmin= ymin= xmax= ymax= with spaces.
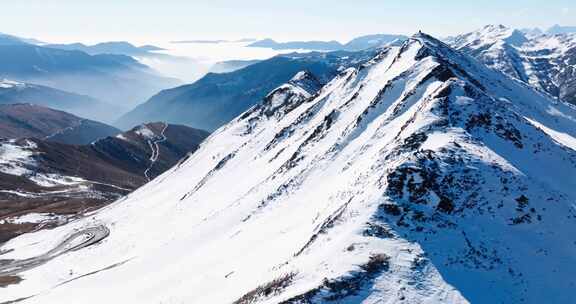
xmin=1 ymin=33 xmax=576 ymax=304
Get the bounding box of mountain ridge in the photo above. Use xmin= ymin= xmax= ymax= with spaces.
xmin=447 ymin=24 xmax=576 ymax=105
xmin=1 ymin=31 xmax=575 ymax=303
xmin=0 ymin=43 xmax=180 ymax=114
xmin=45 ymin=41 xmax=166 ymax=57
xmin=116 ymin=50 xmax=378 ymax=130
xmin=0 ymin=103 xmax=120 ymax=144
xmin=0 ymin=79 xmax=123 ymax=123
xmin=116 ymin=49 xmax=380 ymax=130
xmin=0 ymin=122 xmax=209 ymax=243
xmin=248 ymin=33 xmax=407 ymax=51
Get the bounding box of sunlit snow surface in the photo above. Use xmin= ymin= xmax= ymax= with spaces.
xmin=1 ymin=34 xmax=576 ymax=304
xmin=448 ymin=25 xmax=576 ymax=106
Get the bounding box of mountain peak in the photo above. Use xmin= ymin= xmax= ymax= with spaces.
xmin=290 ymin=70 xmax=314 ymax=82
xmin=411 ymin=31 xmax=446 ymax=45
xmin=505 ymin=29 xmax=529 ymax=46
xmin=546 ymin=24 xmax=576 ymax=34
xmin=406 ymin=31 xmax=467 ymax=63
xmin=483 ymin=24 xmax=509 ymax=31
xmin=2 ymin=28 xmax=576 ymax=304
xmin=0 ymin=103 xmax=120 ymax=144
xmin=448 ymin=24 xmax=528 ymax=51
xmin=288 ymin=70 xmax=322 ymax=94
xmin=242 ymin=71 xmax=322 ymax=122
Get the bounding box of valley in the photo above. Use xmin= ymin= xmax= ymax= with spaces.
xmin=1 ymin=4 xmax=575 ymax=302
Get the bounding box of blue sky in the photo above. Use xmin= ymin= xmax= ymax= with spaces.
xmin=1 ymin=0 xmax=574 ymax=43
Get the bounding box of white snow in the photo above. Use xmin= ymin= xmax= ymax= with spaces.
xmin=420 ymin=132 xmax=456 ymax=151
xmin=448 ymin=25 xmax=576 ymax=104
xmin=0 ymin=139 xmax=89 ymax=188
xmin=0 ymin=213 xmax=68 ymax=225
xmin=29 ymin=174 xmax=86 ymax=188
xmin=0 ymin=139 xmax=37 ymax=176
xmin=291 ymin=71 xmax=309 ymax=82
xmin=134 ymin=125 xmax=156 ymax=139
xmin=0 ymin=79 xmax=26 ymax=89
xmin=115 ymin=133 xmax=128 ymax=141
xmin=1 ymin=33 xmax=575 ymax=304
xmin=525 ymin=117 xmax=576 ymax=151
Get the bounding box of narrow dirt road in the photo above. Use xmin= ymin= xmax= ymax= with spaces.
xmin=144 ymin=123 xmax=168 ymax=181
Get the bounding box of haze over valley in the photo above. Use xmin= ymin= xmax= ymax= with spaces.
xmin=0 ymin=1 xmax=575 ymax=303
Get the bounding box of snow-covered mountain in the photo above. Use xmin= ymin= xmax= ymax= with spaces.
xmin=519 ymin=25 xmax=576 ymax=36
xmin=547 ymin=24 xmax=576 ymax=35
xmin=343 ymin=34 xmax=407 ymax=51
xmin=1 ymin=32 xmax=576 ymax=304
xmin=448 ymin=24 xmax=576 ymax=105
xmin=248 ymin=39 xmax=343 ymax=51
xmin=248 ymin=34 xmax=407 ymax=52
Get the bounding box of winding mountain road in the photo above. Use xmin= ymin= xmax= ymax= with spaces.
xmin=144 ymin=123 xmax=168 ymax=181
xmin=43 ymin=119 xmax=84 ymax=141
xmin=0 ymin=225 xmax=109 ymax=276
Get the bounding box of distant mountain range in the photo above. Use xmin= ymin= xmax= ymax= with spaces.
xmin=248 ymin=33 xmax=407 ymax=51
xmin=1 ymin=32 xmax=165 ymax=56
xmin=546 ymin=24 xmax=576 ymax=34
xmin=0 ymin=121 xmax=208 ymax=242
xmin=519 ymin=24 xmax=576 ymax=36
xmin=0 ymin=104 xmax=120 ymax=144
xmin=248 ymin=39 xmax=343 ymax=50
xmin=5 ymin=31 xmax=576 ymax=303
xmin=0 ymin=33 xmax=180 ymax=121
xmin=0 ymin=79 xmax=122 ymax=123
xmin=171 ymin=38 xmax=257 ymax=44
xmin=342 ymin=33 xmax=409 ymax=50
xmin=208 ymin=59 xmax=262 ymax=74
xmin=44 ymin=41 xmax=166 ymax=56
xmin=117 ymin=49 xmax=379 ymax=130
xmin=447 ymin=24 xmax=576 ymax=105
xmin=0 ymin=43 xmax=179 ymax=115
xmin=0 ymin=33 xmax=42 ymax=46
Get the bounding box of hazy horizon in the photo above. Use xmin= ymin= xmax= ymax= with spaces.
xmin=1 ymin=0 xmax=574 ymax=45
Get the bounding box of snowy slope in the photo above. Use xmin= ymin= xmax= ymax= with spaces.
xmin=1 ymin=33 xmax=576 ymax=304
xmin=448 ymin=24 xmax=576 ymax=105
